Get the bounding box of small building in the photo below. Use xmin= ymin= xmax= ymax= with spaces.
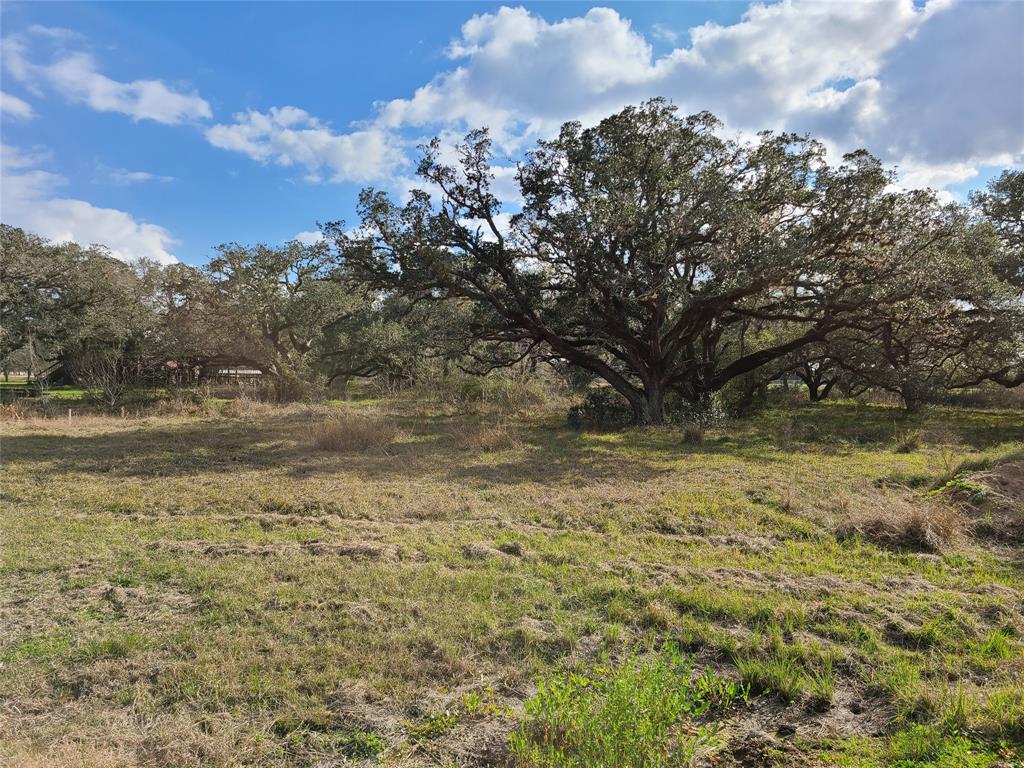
xmin=197 ymin=355 xmax=265 ymax=383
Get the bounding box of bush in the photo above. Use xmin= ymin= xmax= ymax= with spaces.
xmin=568 ymin=388 xmax=726 ymax=430
xmin=452 ymin=420 xmax=524 ymax=452
xmin=665 ymin=393 xmax=726 ymax=429
xmin=155 ymin=389 xmax=216 ymax=417
xmin=311 ymin=412 xmax=402 ymax=453
xmin=718 ymin=376 xmax=768 ymax=417
xmin=567 ymin=388 xmax=633 ymax=429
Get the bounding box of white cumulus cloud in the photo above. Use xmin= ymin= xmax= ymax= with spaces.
xmin=205 ymin=106 xmax=403 ymax=183
xmin=2 ymin=144 xmax=179 ymax=264
xmin=373 ymin=1 xmax=1022 ymax=195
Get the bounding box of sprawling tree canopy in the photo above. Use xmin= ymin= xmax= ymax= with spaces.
xmin=3 ymin=105 xmax=1020 ymax=414
xmin=330 ymin=100 xmax=1016 ymax=423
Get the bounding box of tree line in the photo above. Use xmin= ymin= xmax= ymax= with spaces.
xmin=2 ymin=100 xmax=1021 ymax=422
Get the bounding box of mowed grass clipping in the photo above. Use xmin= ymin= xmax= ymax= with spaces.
xmin=1 ymin=397 xmax=1023 ymax=767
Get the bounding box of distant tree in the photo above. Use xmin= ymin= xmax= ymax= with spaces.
xmin=955 ymin=169 xmax=1024 ymax=389
xmin=318 ymin=293 xmax=470 ymax=386
xmin=205 ymin=240 xmax=373 ymax=400
xmin=331 ymin=100 xmax=999 ymax=424
xmin=1 ymin=224 xmax=159 ymax=392
xmin=788 ymin=349 xmax=841 ymax=403
xmin=971 ymin=169 xmax=1024 ymax=290
xmin=1 ymin=225 xmax=72 ymax=377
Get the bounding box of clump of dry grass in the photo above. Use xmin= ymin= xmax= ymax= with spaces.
xmin=892 ymin=429 xmax=923 ymax=453
xmin=0 ymin=397 xmax=70 ymax=420
xmin=154 ymin=395 xmax=215 ymax=418
xmin=835 ymin=490 xmax=965 ymax=553
xmin=219 ymin=396 xmax=278 ymax=419
xmin=452 ymin=420 xmax=524 ymax=452
xmin=682 ymin=425 xmax=705 ymax=446
xmin=311 ymin=411 xmax=402 ymax=453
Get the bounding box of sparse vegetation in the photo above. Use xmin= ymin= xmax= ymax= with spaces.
xmin=510 ymin=645 xmax=742 ymax=767
xmin=1 ymin=394 xmax=1022 ymax=767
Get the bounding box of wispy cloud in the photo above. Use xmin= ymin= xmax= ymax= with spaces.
xmin=2 ymin=26 xmax=210 ymax=124
xmin=101 ymin=165 xmax=177 ymax=185
xmin=0 ymin=90 xmax=35 ymax=119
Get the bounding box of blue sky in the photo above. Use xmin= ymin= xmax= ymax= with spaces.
xmin=2 ymin=1 xmax=1021 ymax=265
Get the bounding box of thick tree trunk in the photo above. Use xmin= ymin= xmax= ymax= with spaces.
xmin=629 ymin=383 xmax=667 ymax=425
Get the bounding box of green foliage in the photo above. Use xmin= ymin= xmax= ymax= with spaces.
xmin=567 ymin=388 xmax=633 ymax=429
xmin=568 ymin=388 xmax=725 ymax=429
xmin=735 ymin=653 xmax=806 ymax=703
xmin=509 ymin=646 xmax=745 ymax=767
xmin=271 ymin=715 xmax=386 ymax=759
xmin=887 ymin=724 xmax=1000 ymax=768
xmin=409 ymin=710 xmax=459 ymax=741
xmin=334 ymin=101 xmax=1023 ymax=424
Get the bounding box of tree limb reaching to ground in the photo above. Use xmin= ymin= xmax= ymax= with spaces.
xmin=329 ymin=100 xmax=1016 ymax=423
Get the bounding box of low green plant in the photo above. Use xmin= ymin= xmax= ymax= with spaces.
xmin=735 ymin=652 xmax=805 ymax=702
xmin=510 ymin=646 xmax=744 ymax=767
xmin=566 ymin=388 xmax=632 ymax=429
xmin=409 ymin=710 xmax=459 ymax=741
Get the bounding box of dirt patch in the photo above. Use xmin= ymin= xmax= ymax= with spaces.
xmin=975 ymin=459 xmax=1024 ymax=508
xmin=709 ymin=683 xmax=891 ymax=767
xmin=441 ymin=716 xmax=516 ymax=766
xmin=962 ymin=459 xmax=1024 ymax=541
xmin=496 ymin=540 xmax=528 ymax=558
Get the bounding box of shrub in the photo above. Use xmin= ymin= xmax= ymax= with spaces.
xmin=155 ymin=389 xmax=215 ymax=417
xmin=311 ymin=412 xmax=402 ymax=453
xmin=567 ymin=388 xmax=633 ymax=429
xmin=719 ymin=376 xmax=768 ymax=417
xmin=567 ymin=388 xmax=726 ymax=430
xmin=893 ymin=429 xmax=922 ymax=453
xmin=682 ymin=425 xmax=704 ymax=445
xmin=666 ymin=393 xmax=726 ymax=429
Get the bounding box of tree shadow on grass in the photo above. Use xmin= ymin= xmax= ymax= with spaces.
xmin=5 ymin=402 xmax=1020 ymax=486
xmin=4 ymin=412 xmax=673 ymax=486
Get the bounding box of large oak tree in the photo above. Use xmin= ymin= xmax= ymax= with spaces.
xmin=331 ymin=100 xmax=993 ymax=423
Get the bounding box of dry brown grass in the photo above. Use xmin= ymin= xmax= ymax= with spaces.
xmin=219 ymin=397 xmax=279 ymax=420
xmin=452 ymin=420 xmax=524 ymax=452
xmin=834 ymin=489 xmax=966 ymax=552
xmin=682 ymin=425 xmax=705 ymax=446
xmin=310 ymin=411 xmax=403 ymax=453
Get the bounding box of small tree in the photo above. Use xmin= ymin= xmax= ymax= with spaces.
xmin=67 ymin=343 xmax=136 ymax=407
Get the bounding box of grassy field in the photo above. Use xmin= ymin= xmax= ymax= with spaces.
xmin=1 ymin=394 xmax=1022 ymax=767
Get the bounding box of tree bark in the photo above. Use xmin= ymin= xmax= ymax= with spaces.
xmin=627 ymin=382 xmax=667 ymax=425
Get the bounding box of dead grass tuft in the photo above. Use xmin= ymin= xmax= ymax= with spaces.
xmin=835 ymin=490 xmax=965 ymax=553
xmin=310 ymin=411 xmax=402 ymax=453
xmin=453 ymin=420 xmax=524 ymax=452
xmin=218 ymin=396 xmax=278 ymax=419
